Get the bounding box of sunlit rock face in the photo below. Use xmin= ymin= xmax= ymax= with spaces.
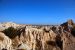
xmin=0 ymin=20 xmax=75 ymax=50
xmin=61 ymin=19 xmax=75 ymax=50
xmin=0 ymin=25 xmax=63 ymax=50
xmin=13 ymin=26 xmax=62 ymax=50
xmin=0 ymin=22 xmax=20 ymax=31
xmin=0 ymin=32 xmax=13 ymax=50
xmin=63 ymin=31 xmax=75 ymax=50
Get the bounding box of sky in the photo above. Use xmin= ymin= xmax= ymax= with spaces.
xmin=0 ymin=0 xmax=75 ymax=25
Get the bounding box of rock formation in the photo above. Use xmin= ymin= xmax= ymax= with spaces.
xmin=0 ymin=19 xmax=75 ymax=50
xmin=0 ymin=32 xmax=13 ymax=50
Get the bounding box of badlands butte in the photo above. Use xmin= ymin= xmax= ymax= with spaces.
xmin=0 ymin=20 xmax=75 ymax=50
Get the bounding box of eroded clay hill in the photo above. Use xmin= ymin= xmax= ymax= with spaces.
xmin=0 ymin=20 xmax=75 ymax=50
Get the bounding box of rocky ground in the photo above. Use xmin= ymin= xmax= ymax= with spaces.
xmin=0 ymin=20 xmax=75 ymax=50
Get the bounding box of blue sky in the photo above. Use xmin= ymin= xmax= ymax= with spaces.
xmin=0 ymin=0 xmax=75 ymax=25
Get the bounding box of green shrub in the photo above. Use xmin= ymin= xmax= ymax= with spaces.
xmin=3 ymin=27 xmax=18 ymax=39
